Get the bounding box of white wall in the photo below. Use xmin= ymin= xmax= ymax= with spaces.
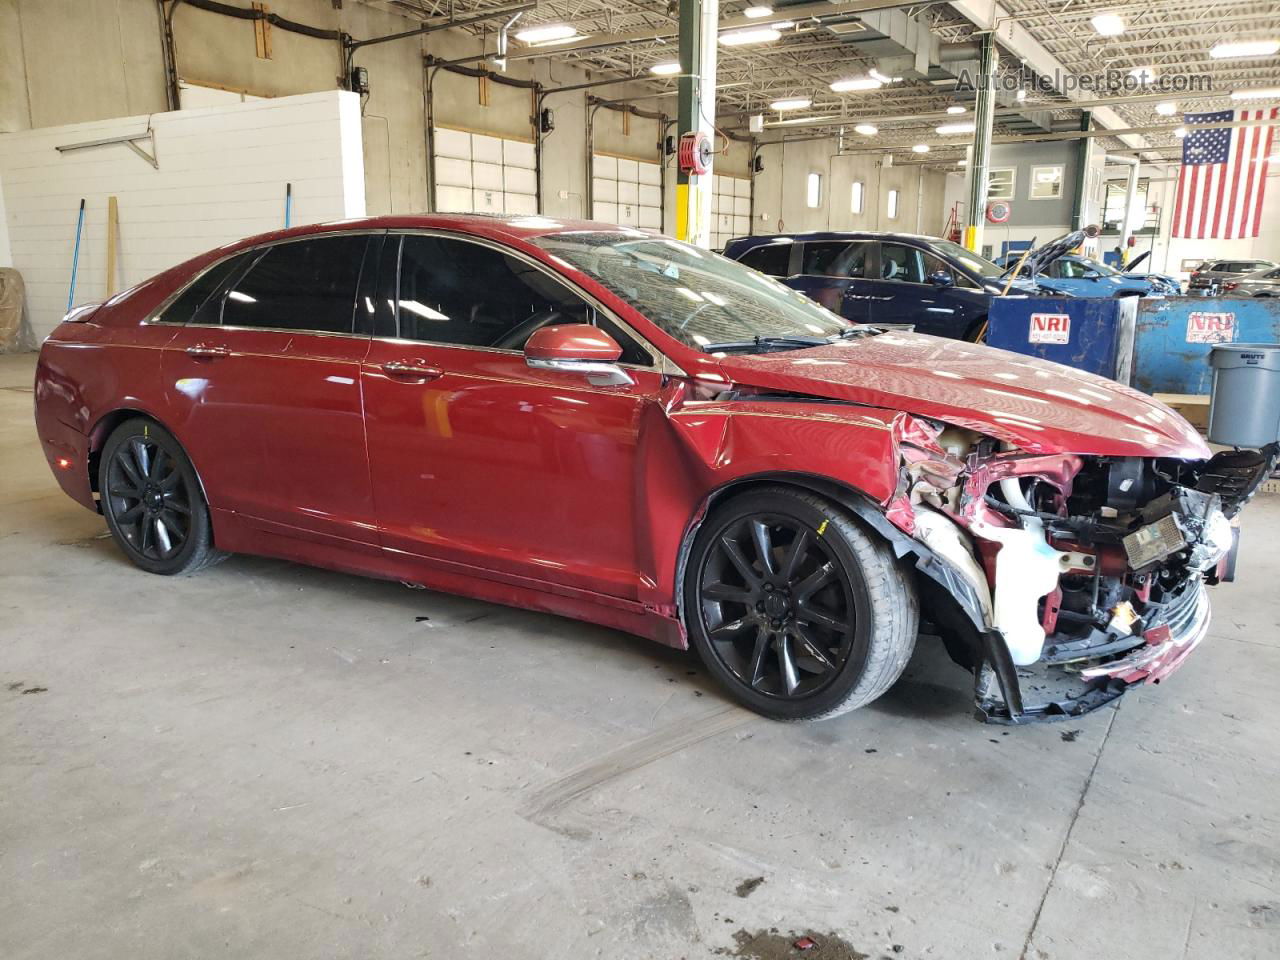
xmin=0 ymin=90 xmax=366 ymax=341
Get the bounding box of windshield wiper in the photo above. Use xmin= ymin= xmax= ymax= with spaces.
xmin=701 ymin=335 xmax=827 ymax=353
xmin=827 ymin=324 xmax=884 ymax=341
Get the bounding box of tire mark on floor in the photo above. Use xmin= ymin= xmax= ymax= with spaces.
xmin=521 ymin=704 xmax=757 ymax=825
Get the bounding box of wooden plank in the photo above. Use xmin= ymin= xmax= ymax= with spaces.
xmin=252 ymin=3 xmax=272 ymax=60
xmin=105 ymin=195 xmax=119 ymax=296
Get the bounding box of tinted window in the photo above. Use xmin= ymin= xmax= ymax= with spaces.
xmin=222 ymin=235 xmax=368 ymax=333
xmin=738 ymin=242 xmax=793 ymax=277
xmin=880 ymin=244 xmax=926 ymax=284
xmin=161 ymin=253 xmax=252 ymax=325
xmin=396 ymin=235 xmax=650 ymax=365
xmin=801 ymin=241 xmax=868 ymax=278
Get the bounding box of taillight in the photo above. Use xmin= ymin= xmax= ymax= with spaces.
xmin=1224 ymin=282 xmax=1238 ymax=291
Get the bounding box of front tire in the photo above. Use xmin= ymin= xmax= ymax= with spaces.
xmin=98 ymin=418 xmax=224 ymax=575
xmin=684 ymin=487 xmax=918 ymax=721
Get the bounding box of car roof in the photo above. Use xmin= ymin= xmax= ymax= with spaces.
xmin=214 ymin=213 xmax=654 ymax=254
xmin=731 ymin=231 xmax=943 ymax=244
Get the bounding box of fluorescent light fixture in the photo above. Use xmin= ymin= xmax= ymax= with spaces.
xmin=743 ymin=5 xmax=773 ymax=17
xmin=1211 ymin=40 xmax=1280 ymax=59
xmin=868 ymin=68 xmax=893 ymax=84
xmin=946 ymin=105 xmax=966 ymax=115
xmin=853 ymin=123 xmax=878 ymax=135
xmin=1129 ymin=66 xmax=1157 ymax=82
xmin=719 ymin=26 xmax=782 ymax=45
xmin=771 ymin=97 xmax=812 ymax=110
xmin=912 ymin=144 xmax=930 ymax=153
xmin=1090 ymin=14 xmax=1125 ymax=36
xmin=769 ymin=115 xmax=836 ymax=126
xmin=957 ymin=158 xmax=968 ymax=165
xmin=1174 ymin=126 xmax=1188 ymax=138
xmin=1155 ymin=101 xmax=1177 ymax=116
xmin=936 ymin=122 xmax=976 ymax=135
xmin=1015 ymin=89 xmax=1027 ymax=101
xmin=649 ymin=61 xmax=681 ymax=75
xmin=515 ymin=24 xmax=578 ymax=44
xmin=1232 ymin=87 xmax=1280 ymax=100
xmin=830 ymin=77 xmax=882 ymax=92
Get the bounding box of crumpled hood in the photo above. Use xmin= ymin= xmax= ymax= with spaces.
xmin=711 ymin=331 xmax=1210 ymax=458
xmin=1003 ymin=229 xmax=1086 ymax=278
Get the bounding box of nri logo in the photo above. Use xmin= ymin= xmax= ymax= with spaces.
xmin=1029 ymin=312 xmax=1071 ymax=344
xmin=1186 ymin=312 xmax=1236 ymax=344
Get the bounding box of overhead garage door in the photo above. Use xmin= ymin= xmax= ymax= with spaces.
xmin=433 ymin=127 xmax=538 ymax=216
xmin=591 ymin=154 xmax=662 ymax=230
xmin=711 ymin=175 xmax=752 ymax=251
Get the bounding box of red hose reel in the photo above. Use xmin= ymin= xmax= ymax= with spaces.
xmin=678 ymin=131 xmax=713 ymax=175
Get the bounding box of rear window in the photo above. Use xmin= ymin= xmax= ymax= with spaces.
xmin=737 ymin=241 xmax=793 ymax=277
xmin=223 ymin=235 xmax=368 ymax=334
xmin=160 ymin=253 xmax=252 ymax=325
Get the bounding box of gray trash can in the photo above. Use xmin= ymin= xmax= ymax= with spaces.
xmin=1208 ymin=343 xmax=1280 ymax=447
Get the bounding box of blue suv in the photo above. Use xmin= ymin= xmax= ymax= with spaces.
xmin=723 ymin=231 xmax=1046 ymax=340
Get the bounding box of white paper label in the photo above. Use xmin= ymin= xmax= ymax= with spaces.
xmin=1029 ymin=313 xmax=1071 ymax=344
xmin=1186 ymin=312 xmax=1236 ymax=344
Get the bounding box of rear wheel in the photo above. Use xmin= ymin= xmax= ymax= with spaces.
xmin=684 ymin=487 xmax=918 ymax=721
xmin=98 ymin=418 xmax=224 ymax=575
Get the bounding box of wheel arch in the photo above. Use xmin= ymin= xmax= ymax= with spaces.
xmin=86 ymin=409 xmax=213 ymax=519
xmin=672 ymin=471 xmax=898 ymax=637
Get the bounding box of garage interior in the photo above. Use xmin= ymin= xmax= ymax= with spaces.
xmin=2 ymin=1 xmax=1280 ymax=957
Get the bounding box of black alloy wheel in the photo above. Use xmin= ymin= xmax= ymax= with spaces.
xmin=99 ymin=419 xmax=224 ymax=575
xmin=699 ymin=514 xmax=855 ymax=700
xmin=685 ymin=487 xmax=918 ymax=721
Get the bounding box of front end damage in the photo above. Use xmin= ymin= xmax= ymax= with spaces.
xmin=884 ymin=421 xmax=1277 ymax=722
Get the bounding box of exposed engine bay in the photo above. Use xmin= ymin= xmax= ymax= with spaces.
xmin=886 ymin=420 xmax=1278 ymax=722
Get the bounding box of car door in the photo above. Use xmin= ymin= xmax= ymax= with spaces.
xmin=361 ymin=232 xmax=664 ymax=601
xmin=160 ymin=233 xmax=379 ymax=547
xmin=787 ymin=240 xmax=871 ymax=323
xmin=861 ymin=242 xmax=974 ymax=337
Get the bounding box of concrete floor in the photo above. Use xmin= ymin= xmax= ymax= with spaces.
xmin=2 ymin=350 xmax=1278 ymax=960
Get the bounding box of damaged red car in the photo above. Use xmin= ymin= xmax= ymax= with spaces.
xmin=34 ymin=215 xmax=1273 ymax=723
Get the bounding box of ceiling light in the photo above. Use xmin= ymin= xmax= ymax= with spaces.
xmin=719 ymin=26 xmax=782 ymax=45
xmin=1211 ymin=40 xmax=1280 ymax=59
xmin=1231 ymin=87 xmax=1280 ymax=100
xmin=770 ymin=115 xmax=837 ymax=126
xmin=743 ymin=5 xmax=773 ymax=17
xmin=936 ymin=122 xmax=976 ymax=134
xmin=830 ymin=77 xmax=882 ymax=92
xmin=958 ymin=158 xmax=968 ymax=165
xmin=854 ymin=123 xmax=878 ymax=135
xmin=868 ymin=68 xmax=894 ymax=84
xmin=649 ymin=61 xmax=681 ymax=76
xmin=1090 ymin=14 xmax=1125 ymax=36
xmin=946 ymin=105 xmax=966 ymax=115
xmin=771 ymin=97 xmax=812 ymax=111
xmin=912 ymin=144 xmax=930 ymax=153
xmin=1015 ymin=89 xmax=1027 ymax=101
xmin=1129 ymin=66 xmax=1157 ymax=83
xmin=515 ymin=24 xmax=578 ymax=44
xmin=1155 ymin=101 xmax=1177 ymax=116
xmin=1174 ymin=127 xmax=1188 ymax=138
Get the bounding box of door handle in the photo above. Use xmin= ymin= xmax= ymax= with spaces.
xmin=382 ymin=360 xmax=443 ymax=381
xmin=185 ymin=343 xmax=231 ymax=359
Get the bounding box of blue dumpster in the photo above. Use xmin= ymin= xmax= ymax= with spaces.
xmin=986 ymin=297 xmax=1137 ymax=382
xmin=1133 ymin=297 xmax=1280 ymax=395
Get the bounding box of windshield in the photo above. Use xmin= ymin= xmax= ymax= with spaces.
xmin=930 ymin=239 xmax=1004 ymax=279
xmin=1076 ymin=257 xmax=1119 ymax=276
xmin=533 ymin=230 xmax=854 ymax=351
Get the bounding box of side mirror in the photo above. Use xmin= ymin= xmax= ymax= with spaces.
xmin=524 ymin=323 xmax=632 ymax=386
xmin=927 ymin=269 xmax=955 ymax=287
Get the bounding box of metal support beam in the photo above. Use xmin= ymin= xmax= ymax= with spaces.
xmin=963 ymin=32 xmax=995 ymax=253
xmin=674 ymin=0 xmax=718 ymax=247
xmin=1070 ymin=110 xmax=1091 ymax=231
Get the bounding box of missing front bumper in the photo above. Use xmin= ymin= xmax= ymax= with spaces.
xmin=975 ymin=579 xmax=1211 ymax=724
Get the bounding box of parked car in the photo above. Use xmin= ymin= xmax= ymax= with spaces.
xmin=722 ymin=231 xmax=1051 ymax=341
xmin=1221 ymin=264 xmax=1280 ymax=297
xmin=35 ymin=215 xmax=1268 ymax=723
xmin=994 ymin=250 xmax=1182 ymax=297
xmin=1188 ymin=258 xmax=1279 ymax=294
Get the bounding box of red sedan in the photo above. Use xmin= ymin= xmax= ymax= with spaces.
xmin=34 ymin=215 xmax=1268 ymax=722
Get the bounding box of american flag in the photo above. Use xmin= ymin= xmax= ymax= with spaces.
xmin=1171 ymin=108 xmax=1277 ymax=239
